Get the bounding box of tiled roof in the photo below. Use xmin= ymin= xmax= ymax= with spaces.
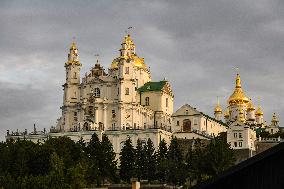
xmin=137 ymin=81 xmax=167 ymax=93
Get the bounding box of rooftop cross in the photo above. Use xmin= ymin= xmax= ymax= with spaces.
xmin=125 ymin=26 xmax=133 ymax=35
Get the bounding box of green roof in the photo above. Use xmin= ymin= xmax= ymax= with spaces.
xmin=137 ymin=81 xmax=167 ymax=93
xmin=255 ymin=127 xmax=266 ymax=135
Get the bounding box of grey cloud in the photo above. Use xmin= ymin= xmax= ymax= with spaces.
xmin=0 ymin=0 xmax=283 ymax=140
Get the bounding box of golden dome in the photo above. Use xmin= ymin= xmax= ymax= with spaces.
xmin=133 ymin=56 xmax=147 ymax=69
xmin=247 ymin=100 xmax=256 ymax=111
xmin=214 ymin=99 xmax=222 ymax=113
xmin=255 ymin=105 xmax=264 ymax=116
xmin=228 ymin=74 xmax=250 ymax=105
xmin=214 ymin=105 xmax=222 ymax=113
xmin=110 ymin=35 xmax=147 ymax=70
xmin=110 ymin=55 xmax=147 ymax=70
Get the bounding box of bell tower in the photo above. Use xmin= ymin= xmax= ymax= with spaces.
xmin=61 ymin=42 xmax=82 ymax=131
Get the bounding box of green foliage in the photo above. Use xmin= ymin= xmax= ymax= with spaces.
xmin=46 ymin=152 xmax=69 ymax=189
xmin=0 ymin=134 xmax=236 ymax=188
xmin=143 ymin=138 xmax=157 ymax=182
xmin=156 ymin=139 xmax=168 ymax=183
xmin=119 ymin=137 xmax=135 ymax=183
xmin=167 ymin=137 xmax=186 ymax=185
xmin=101 ymin=134 xmax=118 ymax=183
xmin=186 ymin=134 xmax=235 ymax=185
xmin=134 ymin=139 xmax=145 ymax=181
xmin=86 ymin=133 xmax=102 ymax=186
xmin=0 ymin=135 xmax=118 ymax=188
xmin=67 ymin=162 xmax=87 ymax=189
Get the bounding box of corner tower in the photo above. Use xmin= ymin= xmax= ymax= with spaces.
xmin=61 ymin=42 xmax=82 ymax=131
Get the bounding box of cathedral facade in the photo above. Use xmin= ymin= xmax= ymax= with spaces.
xmin=55 ymin=35 xmax=173 ymax=134
xmin=6 ymin=34 xmax=240 ymax=155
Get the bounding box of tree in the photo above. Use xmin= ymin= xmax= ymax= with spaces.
xmin=143 ymin=138 xmax=156 ymax=182
xmin=167 ymin=137 xmax=186 ymax=186
xmin=47 ymin=152 xmax=69 ymax=189
xmin=67 ymin=163 xmax=87 ymax=189
xmin=186 ymin=133 xmax=235 ymax=184
xmin=44 ymin=137 xmax=81 ymax=170
xmin=156 ymin=139 xmax=168 ymax=183
xmin=119 ymin=137 xmax=135 ymax=183
xmin=202 ymin=133 xmax=235 ymax=176
xmin=86 ymin=133 xmax=102 ymax=186
xmin=185 ymin=139 xmax=205 ymax=184
xmin=101 ymin=134 xmax=118 ymax=184
xmin=134 ymin=139 xmax=145 ymax=181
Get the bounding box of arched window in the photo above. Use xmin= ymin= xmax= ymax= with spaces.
xmin=183 ymin=119 xmax=191 ymax=132
xmin=94 ymin=88 xmax=100 ymax=97
xmin=166 ymin=98 xmax=168 ymax=107
xmin=145 ymin=97 xmax=150 ymax=106
xmin=125 ymin=87 xmax=129 ymax=95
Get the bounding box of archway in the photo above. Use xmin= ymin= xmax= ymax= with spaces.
xmin=183 ymin=119 xmax=191 ymax=132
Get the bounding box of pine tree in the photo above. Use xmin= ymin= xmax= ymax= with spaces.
xmin=143 ymin=138 xmax=156 ymax=183
xmin=167 ymin=137 xmax=186 ymax=186
xmin=119 ymin=137 xmax=135 ymax=183
xmin=101 ymin=134 xmax=118 ymax=184
xmin=156 ymin=139 xmax=168 ymax=183
xmin=86 ymin=133 xmax=102 ymax=186
xmin=134 ymin=139 xmax=145 ymax=181
xmin=203 ymin=133 xmax=235 ymax=176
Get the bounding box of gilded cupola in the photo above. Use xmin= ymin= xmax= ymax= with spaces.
xmin=110 ymin=34 xmax=148 ymax=70
xmin=65 ymin=42 xmax=81 ymax=66
xmin=214 ymin=99 xmax=223 ymax=113
xmin=247 ymin=99 xmax=256 ymax=112
xmin=228 ymin=74 xmax=250 ymax=105
xmin=255 ymin=105 xmax=264 ymax=116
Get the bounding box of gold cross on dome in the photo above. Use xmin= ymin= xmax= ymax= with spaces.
xmin=125 ymin=26 xmax=133 ymax=35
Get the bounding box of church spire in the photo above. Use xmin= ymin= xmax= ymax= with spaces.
xmin=120 ymin=34 xmax=136 ymax=57
xmin=66 ymin=41 xmax=81 ymax=66
xmin=228 ymin=73 xmax=249 ymax=105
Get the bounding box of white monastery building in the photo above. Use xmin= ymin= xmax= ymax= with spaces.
xmin=6 ymin=34 xmax=281 ymax=155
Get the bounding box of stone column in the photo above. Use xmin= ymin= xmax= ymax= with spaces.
xmin=95 ymin=107 xmax=98 ymax=124
xmin=103 ymin=104 xmax=107 ymax=130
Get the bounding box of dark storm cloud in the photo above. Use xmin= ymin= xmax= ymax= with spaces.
xmin=0 ymin=0 xmax=283 ymax=140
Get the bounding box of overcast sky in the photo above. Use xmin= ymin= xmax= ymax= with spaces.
xmin=0 ymin=0 xmax=283 ymax=141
